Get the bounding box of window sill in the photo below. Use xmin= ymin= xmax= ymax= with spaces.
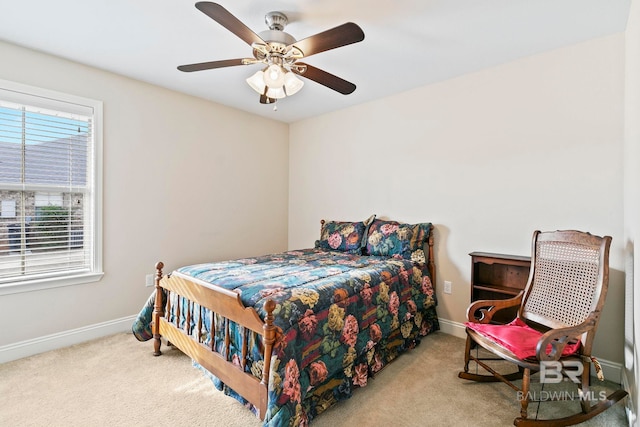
xmin=0 ymin=271 xmax=104 ymax=296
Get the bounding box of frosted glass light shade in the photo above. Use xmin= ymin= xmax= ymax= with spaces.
xmin=246 ymin=70 xmax=266 ymax=94
xmin=264 ymin=64 xmax=285 ymax=88
xmin=284 ymin=72 xmax=304 ymax=96
xmin=266 ymin=86 xmax=286 ymax=99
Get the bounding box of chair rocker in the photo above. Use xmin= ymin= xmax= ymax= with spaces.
xmin=458 ymin=230 xmax=627 ymax=426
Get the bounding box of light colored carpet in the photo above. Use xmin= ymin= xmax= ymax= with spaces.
xmin=0 ymin=331 xmax=628 ymax=427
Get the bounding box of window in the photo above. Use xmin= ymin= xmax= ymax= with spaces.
xmin=0 ymin=79 xmax=102 ymax=294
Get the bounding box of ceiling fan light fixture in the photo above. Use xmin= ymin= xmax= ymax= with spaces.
xmin=284 ymin=72 xmax=304 ymax=96
xmin=264 ymin=64 xmax=285 ymax=88
xmin=247 ymin=66 xmax=301 ymax=100
xmin=246 ymin=70 xmax=266 ymax=94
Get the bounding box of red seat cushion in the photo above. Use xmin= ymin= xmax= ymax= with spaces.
xmin=465 ymin=318 xmax=581 ymax=360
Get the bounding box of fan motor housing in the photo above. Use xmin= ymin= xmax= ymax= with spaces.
xmin=258 ymin=29 xmax=296 ymax=46
xmin=255 ymin=29 xmax=300 ymax=60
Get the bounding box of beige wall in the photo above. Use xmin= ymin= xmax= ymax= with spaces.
xmin=0 ymin=40 xmax=289 ymax=346
xmin=624 ymin=0 xmax=640 ymax=423
xmin=289 ymin=34 xmax=626 ymax=365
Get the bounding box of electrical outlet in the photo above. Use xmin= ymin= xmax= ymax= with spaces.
xmin=443 ymin=280 xmax=452 ymax=294
xmin=145 ymin=274 xmax=154 ymax=287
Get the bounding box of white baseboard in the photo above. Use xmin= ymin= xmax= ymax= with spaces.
xmin=0 ymin=315 xmax=136 ymax=364
xmin=437 ymin=317 xmax=468 ymax=339
xmin=437 ymin=317 xmax=624 ymax=385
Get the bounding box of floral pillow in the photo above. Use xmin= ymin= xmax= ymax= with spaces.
xmin=365 ymin=219 xmax=432 ymax=262
xmin=315 ymin=215 xmax=376 ymax=254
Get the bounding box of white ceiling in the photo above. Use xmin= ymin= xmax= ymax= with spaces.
xmin=0 ymin=0 xmax=631 ymax=123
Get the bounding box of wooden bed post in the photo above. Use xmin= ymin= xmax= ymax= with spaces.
xmin=153 ymin=261 xmax=165 ymax=356
xmin=428 ymin=225 xmax=436 ymax=290
xmin=261 ymin=299 xmax=277 ymax=387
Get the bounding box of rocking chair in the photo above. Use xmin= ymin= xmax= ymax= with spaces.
xmin=458 ymin=230 xmax=627 ymax=426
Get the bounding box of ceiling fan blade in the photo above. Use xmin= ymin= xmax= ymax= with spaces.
xmin=195 ymin=2 xmax=265 ymax=47
xmin=177 ymin=58 xmax=246 ymax=72
xmin=293 ymin=63 xmax=356 ymax=95
xmin=290 ymin=22 xmax=364 ymax=58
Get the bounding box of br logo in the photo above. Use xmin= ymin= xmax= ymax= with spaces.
xmin=540 ymin=361 xmax=583 ymax=384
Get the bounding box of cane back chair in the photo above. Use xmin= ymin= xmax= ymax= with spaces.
xmin=458 ymin=230 xmax=627 ymax=426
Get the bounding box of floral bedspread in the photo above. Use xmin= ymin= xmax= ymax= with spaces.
xmin=133 ymin=248 xmax=438 ymax=426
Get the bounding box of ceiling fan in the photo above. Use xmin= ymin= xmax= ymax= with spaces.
xmin=178 ymin=2 xmax=365 ymax=106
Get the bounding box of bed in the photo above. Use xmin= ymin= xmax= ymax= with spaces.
xmin=132 ymin=217 xmax=439 ymax=426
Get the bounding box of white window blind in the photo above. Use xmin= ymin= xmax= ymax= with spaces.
xmin=0 ymin=80 xmax=102 ymax=292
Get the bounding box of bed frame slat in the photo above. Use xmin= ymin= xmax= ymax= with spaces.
xmin=241 ymin=328 xmax=248 ymax=371
xmin=224 ymin=320 xmax=230 ymax=360
xmin=211 ymin=311 xmax=215 ymax=352
xmin=197 ymin=306 xmax=203 ymax=342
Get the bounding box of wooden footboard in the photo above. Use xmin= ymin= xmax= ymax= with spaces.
xmin=151 ymin=262 xmax=276 ymax=420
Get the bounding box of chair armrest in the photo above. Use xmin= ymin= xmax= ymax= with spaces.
xmin=465 ymin=291 xmax=524 ymax=324
xmin=535 ymin=311 xmax=600 ymax=361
